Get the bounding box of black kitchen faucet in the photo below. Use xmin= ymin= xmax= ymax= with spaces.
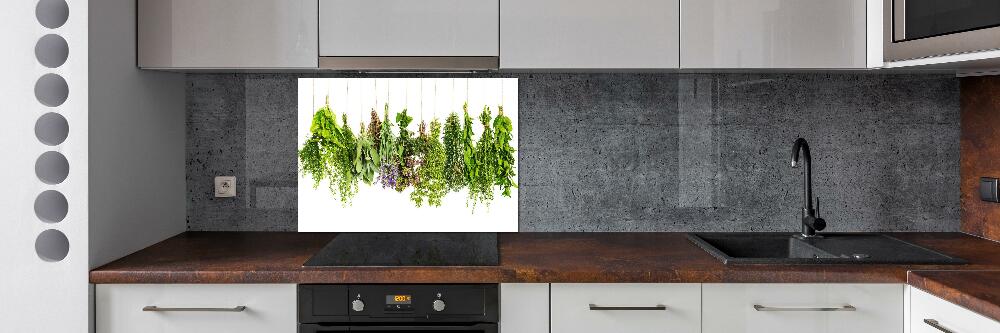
xmin=791 ymin=138 xmax=826 ymax=238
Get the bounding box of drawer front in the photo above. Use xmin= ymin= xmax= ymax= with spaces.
xmin=96 ymin=284 xmax=296 ymax=333
xmin=910 ymin=287 xmax=1000 ymax=333
xmin=500 ymin=283 xmax=548 ymax=333
xmin=703 ymin=283 xmax=903 ymax=333
xmin=551 ymin=283 xmax=700 ymax=333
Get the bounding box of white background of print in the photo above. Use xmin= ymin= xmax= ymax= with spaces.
xmin=298 ymin=78 xmax=518 ymax=232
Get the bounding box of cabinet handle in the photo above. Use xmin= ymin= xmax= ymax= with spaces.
xmin=753 ymin=304 xmax=856 ymax=312
xmin=589 ymin=304 xmax=667 ymax=311
xmin=142 ymin=306 xmax=247 ymax=312
xmin=923 ymin=319 xmax=955 ymax=333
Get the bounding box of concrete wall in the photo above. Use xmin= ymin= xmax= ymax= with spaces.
xmin=186 ymin=73 xmax=960 ymax=232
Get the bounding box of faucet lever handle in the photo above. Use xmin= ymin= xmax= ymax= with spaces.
xmin=815 ymin=196 xmax=820 ymax=218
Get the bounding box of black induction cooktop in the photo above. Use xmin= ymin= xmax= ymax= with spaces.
xmin=303 ymin=233 xmax=499 ymax=267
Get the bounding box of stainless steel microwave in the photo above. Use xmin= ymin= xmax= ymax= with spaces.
xmin=884 ymin=0 xmax=1000 ymax=62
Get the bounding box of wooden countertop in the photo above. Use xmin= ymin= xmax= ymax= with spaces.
xmin=908 ymin=270 xmax=1000 ymax=322
xmin=90 ymin=232 xmax=1000 ymax=321
xmin=91 ymin=232 xmax=1000 ymax=284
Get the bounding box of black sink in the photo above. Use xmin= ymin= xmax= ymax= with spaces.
xmin=687 ymin=233 xmax=966 ymax=265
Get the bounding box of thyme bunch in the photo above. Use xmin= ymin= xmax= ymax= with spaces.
xmin=411 ymin=120 xmax=448 ymax=207
xmin=442 ymin=112 xmax=465 ymax=191
xmin=468 ymin=106 xmax=497 ymax=208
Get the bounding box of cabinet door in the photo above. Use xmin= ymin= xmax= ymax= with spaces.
xmin=680 ymin=0 xmax=867 ymax=68
xmin=501 ymin=0 xmax=679 ymax=69
xmin=702 ymin=283 xmax=903 ymax=333
xmin=96 ymin=284 xmax=297 ymax=333
xmin=910 ymin=287 xmax=1000 ymax=333
xmin=551 ymin=283 xmax=700 ymax=333
xmin=138 ymin=0 xmax=318 ymax=69
xmin=319 ymin=0 xmax=499 ymax=57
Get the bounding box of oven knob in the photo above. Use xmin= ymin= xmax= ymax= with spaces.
xmin=432 ymin=299 xmax=446 ymax=312
xmin=351 ymin=299 xmax=365 ymax=312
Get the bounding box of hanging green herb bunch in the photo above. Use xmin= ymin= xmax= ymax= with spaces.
xmin=330 ymin=114 xmax=359 ymax=204
xmin=298 ymin=104 xmax=336 ymax=188
xmin=493 ymin=105 xmax=517 ymax=197
xmin=297 ymin=101 xmax=360 ymax=205
xmin=376 ymin=104 xmax=399 ymax=189
xmin=411 ymin=119 xmax=447 ymax=207
xmin=442 ymin=111 xmax=465 ymax=191
xmin=354 ymin=123 xmax=380 ymax=186
xmin=461 ymin=102 xmax=476 ymax=188
xmin=467 ymin=106 xmax=497 ymax=208
xmin=394 ymin=108 xmax=417 ymax=191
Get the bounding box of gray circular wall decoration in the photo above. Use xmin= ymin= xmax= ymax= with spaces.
xmin=35 ymin=229 xmax=69 ymax=262
xmin=35 ymin=0 xmax=69 ymax=29
xmin=35 ymin=151 xmax=69 ymax=184
xmin=35 ymin=112 xmax=69 ymax=146
xmin=34 ymin=190 xmax=68 ymax=223
xmin=34 ymin=73 xmax=69 ymax=107
xmin=35 ymin=34 xmax=68 ymax=68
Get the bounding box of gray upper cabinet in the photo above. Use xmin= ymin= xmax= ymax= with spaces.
xmin=680 ymin=0 xmax=869 ymax=69
xmin=501 ymin=0 xmax=680 ymax=69
xmin=319 ymin=0 xmax=499 ymax=57
xmin=137 ymin=0 xmax=318 ymax=69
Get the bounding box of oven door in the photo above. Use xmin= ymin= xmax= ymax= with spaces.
xmin=300 ymin=323 xmax=498 ymax=333
xmin=885 ymin=0 xmax=1000 ymax=61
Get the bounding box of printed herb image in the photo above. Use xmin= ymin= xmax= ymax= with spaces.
xmin=298 ymin=98 xmax=517 ymax=211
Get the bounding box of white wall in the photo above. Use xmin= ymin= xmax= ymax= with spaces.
xmin=88 ymin=0 xmax=186 ymax=269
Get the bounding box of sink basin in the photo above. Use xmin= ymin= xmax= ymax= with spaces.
xmin=687 ymin=233 xmax=966 ymax=265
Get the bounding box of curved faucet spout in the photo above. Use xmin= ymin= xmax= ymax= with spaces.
xmin=791 ymin=138 xmax=812 ymax=211
xmin=791 ymin=138 xmax=824 ymax=237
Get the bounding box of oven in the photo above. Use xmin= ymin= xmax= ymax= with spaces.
xmin=884 ymin=0 xmax=1000 ymax=61
xmin=298 ymin=284 xmax=498 ymax=333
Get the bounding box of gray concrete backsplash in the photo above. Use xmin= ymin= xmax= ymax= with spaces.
xmin=186 ymin=73 xmax=960 ymax=232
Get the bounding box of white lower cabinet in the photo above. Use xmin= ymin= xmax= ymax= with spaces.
xmin=96 ymin=284 xmax=297 ymax=333
xmin=551 ymin=283 xmax=701 ymax=333
xmin=910 ymin=286 xmax=1000 ymax=333
xmin=702 ymin=283 xmax=904 ymax=333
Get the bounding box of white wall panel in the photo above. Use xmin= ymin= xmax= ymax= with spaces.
xmin=0 ymin=0 xmax=89 ymax=331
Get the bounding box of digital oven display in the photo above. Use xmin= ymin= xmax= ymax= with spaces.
xmin=386 ymin=295 xmax=412 ymax=305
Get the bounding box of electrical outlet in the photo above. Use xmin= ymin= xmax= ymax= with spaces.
xmin=215 ymin=176 xmax=236 ymax=198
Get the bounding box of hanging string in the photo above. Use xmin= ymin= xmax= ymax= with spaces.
xmin=500 ymin=79 xmax=504 ymax=109
xmin=420 ymin=78 xmax=424 ymax=123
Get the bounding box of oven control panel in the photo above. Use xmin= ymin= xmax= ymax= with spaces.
xmin=385 ymin=294 xmax=414 ymax=312
xmin=298 ymin=284 xmax=498 ymax=323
